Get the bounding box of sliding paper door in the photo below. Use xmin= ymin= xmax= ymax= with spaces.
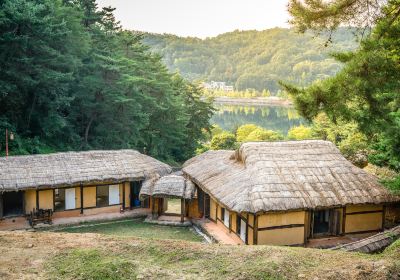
xmin=65 ymin=188 xmax=76 ymax=210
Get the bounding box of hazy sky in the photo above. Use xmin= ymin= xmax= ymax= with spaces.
xmin=97 ymin=0 xmax=290 ymax=38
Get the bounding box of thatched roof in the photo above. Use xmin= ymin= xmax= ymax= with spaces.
xmin=182 ymin=140 xmax=400 ymax=213
xmin=0 ymin=150 xmax=172 ymax=192
xmin=140 ymin=174 xmax=195 ymax=200
xmin=140 ymin=174 xmax=160 ymax=199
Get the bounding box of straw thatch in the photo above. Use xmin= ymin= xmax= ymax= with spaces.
xmin=182 ymin=140 xmax=400 ymax=214
xmin=140 ymin=174 xmax=161 ymax=199
xmin=332 ymin=225 xmax=400 ymax=253
xmin=0 ymin=150 xmax=172 ymax=192
xmin=139 ymin=174 xmax=195 ymax=200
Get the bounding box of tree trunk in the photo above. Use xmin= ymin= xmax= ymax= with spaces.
xmin=84 ymin=115 xmax=95 ymax=147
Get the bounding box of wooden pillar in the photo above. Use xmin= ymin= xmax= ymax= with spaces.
xmin=245 ymin=213 xmax=249 ymax=245
xmin=310 ymin=210 xmax=314 ymax=239
xmin=80 ymin=184 xmax=84 ymax=214
xmin=122 ymin=183 xmax=126 ymax=210
xmin=129 ymin=183 xmax=133 ymax=210
xmin=151 ymin=197 xmax=155 ymax=218
xmin=158 ymin=198 xmax=163 ymax=216
xmin=0 ymin=192 xmax=3 ymax=219
xmin=304 ymin=211 xmax=309 ymax=245
xmin=22 ymin=191 xmax=26 ymax=215
xmin=203 ymin=193 xmax=206 ymax=218
xmin=36 ymin=189 xmax=39 ymax=210
xmin=181 ymin=198 xmax=184 ymax=223
xmin=342 ymin=206 xmax=346 ymax=235
xmin=253 ymin=215 xmax=258 ymax=245
xmin=229 ymin=213 xmax=232 ymax=233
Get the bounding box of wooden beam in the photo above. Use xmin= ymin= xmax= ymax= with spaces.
xmin=253 ymin=215 xmax=258 ymax=245
xmin=80 ymin=185 xmax=84 ymax=214
xmin=229 ymin=212 xmax=232 ymax=233
xmin=122 ymin=183 xmax=126 ymax=210
xmin=245 ymin=213 xmax=249 ymax=245
xmin=310 ymin=210 xmax=314 ymax=239
xmin=304 ymin=211 xmax=310 ymax=245
xmin=0 ymin=192 xmax=3 ymax=219
xmin=36 ymin=189 xmax=39 ymax=210
xmin=345 ymin=210 xmax=383 ymax=215
xmin=203 ymin=192 xmax=206 ymax=218
xmin=157 ymin=198 xmax=161 ymax=216
xmin=181 ymin=198 xmax=184 ymax=223
xmin=257 ymin=224 xmax=304 ymax=231
xmin=21 ymin=191 xmax=25 ymax=216
xmin=129 ymin=182 xmax=133 ymax=210
xmin=342 ymin=206 xmax=346 ymax=235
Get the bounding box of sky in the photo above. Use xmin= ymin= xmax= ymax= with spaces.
xmin=97 ymin=0 xmax=290 ymax=38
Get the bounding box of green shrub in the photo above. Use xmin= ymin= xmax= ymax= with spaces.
xmin=236 ymin=124 xmax=259 ymax=142
xmin=210 ymin=132 xmax=237 ymax=150
xmin=244 ymin=128 xmax=283 ymax=142
xmin=287 ymin=125 xmax=313 ymax=140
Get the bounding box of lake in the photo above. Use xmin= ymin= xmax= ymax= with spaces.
xmin=211 ymin=104 xmax=307 ymax=135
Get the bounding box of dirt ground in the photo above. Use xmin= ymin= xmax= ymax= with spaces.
xmin=0 ymin=230 xmax=398 ymax=280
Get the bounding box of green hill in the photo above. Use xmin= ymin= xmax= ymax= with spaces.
xmin=1 ymin=231 xmax=399 ymax=279
xmin=142 ymin=28 xmax=357 ymax=93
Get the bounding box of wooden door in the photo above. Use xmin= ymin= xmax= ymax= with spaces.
xmin=329 ymin=209 xmax=341 ymax=236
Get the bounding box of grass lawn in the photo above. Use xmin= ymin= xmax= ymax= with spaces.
xmin=47 ymin=218 xmax=204 ymax=242
xmin=165 ymin=198 xmax=182 ymax=214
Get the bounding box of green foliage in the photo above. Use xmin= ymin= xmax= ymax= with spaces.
xmin=236 ymin=124 xmax=259 ymax=142
xmin=287 ymin=125 xmax=313 ymax=140
xmin=142 ymin=28 xmax=356 ymax=93
xmin=0 ymin=0 xmax=213 ymax=162
xmin=47 ymin=249 xmax=137 ymax=280
xmin=210 ymin=125 xmax=224 ymax=136
xmin=244 ymin=128 xmax=284 ymax=142
xmin=382 ymin=176 xmax=400 ymax=194
xmin=210 ymin=132 xmax=237 ymax=150
xmin=285 ymin=1 xmax=400 ymax=172
xmin=288 ymin=0 xmax=388 ymax=37
xmin=308 ymin=113 xmax=369 ymax=167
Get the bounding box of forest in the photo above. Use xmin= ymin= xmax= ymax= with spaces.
xmin=0 ymin=0 xmax=213 ymax=163
xmin=142 ymin=28 xmax=357 ymax=93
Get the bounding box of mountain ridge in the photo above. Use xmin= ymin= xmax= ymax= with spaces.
xmin=141 ymin=28 xmax=358 ymax=93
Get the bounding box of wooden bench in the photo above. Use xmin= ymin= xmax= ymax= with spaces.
xmin=27 ymin=208 xmax=53 ymax=227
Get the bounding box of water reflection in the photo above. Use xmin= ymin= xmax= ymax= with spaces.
xmin=211 ymin=104 xmax=307 ymax=135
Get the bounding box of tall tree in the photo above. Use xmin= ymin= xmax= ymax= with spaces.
xmin=0 ymin=0 xmax=88 ymax=153
xmin=284 ymin=0 xmax=400 ymax=171
xmin=0 ymin=0 xmax=213 ymax=163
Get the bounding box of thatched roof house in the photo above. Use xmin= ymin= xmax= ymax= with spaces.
xmin=0 ymin=150 xmax=171 ymax=192
xmin=183 ymin=140 xmax=399 ymax=214
xmin=0 ymin=150 xmax=172 ymax=228
xmin=182 ymin=141 xmax=400 ymax=246
xmin=140 ymin=174 xmax=195 ymax=200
